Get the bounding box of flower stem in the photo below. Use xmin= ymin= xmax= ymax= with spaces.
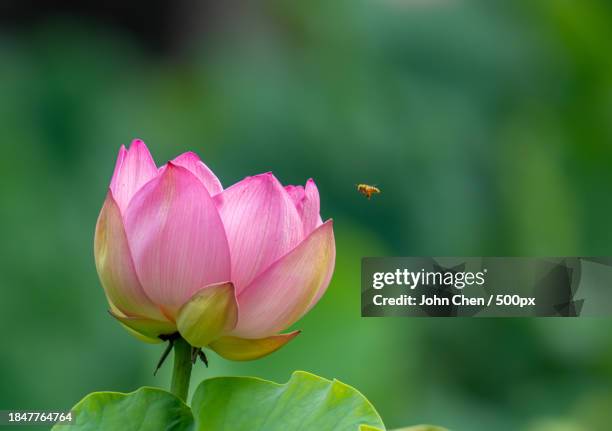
xmin=170 ymin=337 xmax=193 ymax=402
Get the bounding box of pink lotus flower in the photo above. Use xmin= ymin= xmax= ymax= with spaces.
xmin=94 ymin=140 xmax=335 ymax=360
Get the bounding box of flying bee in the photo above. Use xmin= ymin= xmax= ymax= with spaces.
xmin=356 ymin=184 xmax=380 ymax=200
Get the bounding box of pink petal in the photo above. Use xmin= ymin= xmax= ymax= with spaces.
xmin=231 ymin=220 xmax=335 ymax=338
xmin=302 ymin=179 xmax=323 ymax=234
xmin=285 ymin=185 xmax=305 ymax=212
xmin=124 ymin=163 xmax=231 ymax=318
xmin=110 ymin=145 xmax=127 ymax=189
xmin=285 ymin=180 xmax=322 ymax=235
xmin=171 ymin=151 xmax=223 ymax=196
xmin=110 ymin=139 xmax=159 ymax=213
xmin=214 ymin=173 xmax=304 ymax=293
xmin=94 ymin=192 xmax=167 ymax=321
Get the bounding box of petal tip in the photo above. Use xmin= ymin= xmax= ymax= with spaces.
xmin=127 ymin=139 xmax=154 ymax=159
xmin=173 ymin=151 xmax=201 ymax=163
xmin=183 ymin=151 xmax=200 ymax=159
xmin=130 ymin=138 xmax=146 ymax=147
xmin=253 ymin=172 xmax=274 ymax=180
xmin=237 ymin=172 xmax=285 ymax=193
xmin=163 ymin=161 xmax=189 ymax=175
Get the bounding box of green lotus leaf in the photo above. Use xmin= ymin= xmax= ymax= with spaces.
xmin=53 ymin=371 xmax=395 ymax=430
xmin=391 ymin=426 xmax=449 ymax=431
xmin=52 ymin=386 xmax=193 ymax=431
xmin=191 ymin=370 xmax=386 ymax=430
xmin=363 ymin=424 xmax=449 ymax=430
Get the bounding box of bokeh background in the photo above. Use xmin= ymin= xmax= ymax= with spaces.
xmin=1 ymin=1 xmax=612 ymax=430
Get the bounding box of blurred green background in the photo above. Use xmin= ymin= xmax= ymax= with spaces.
xmin=1 ymin=1 xmax=612 ymax=430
